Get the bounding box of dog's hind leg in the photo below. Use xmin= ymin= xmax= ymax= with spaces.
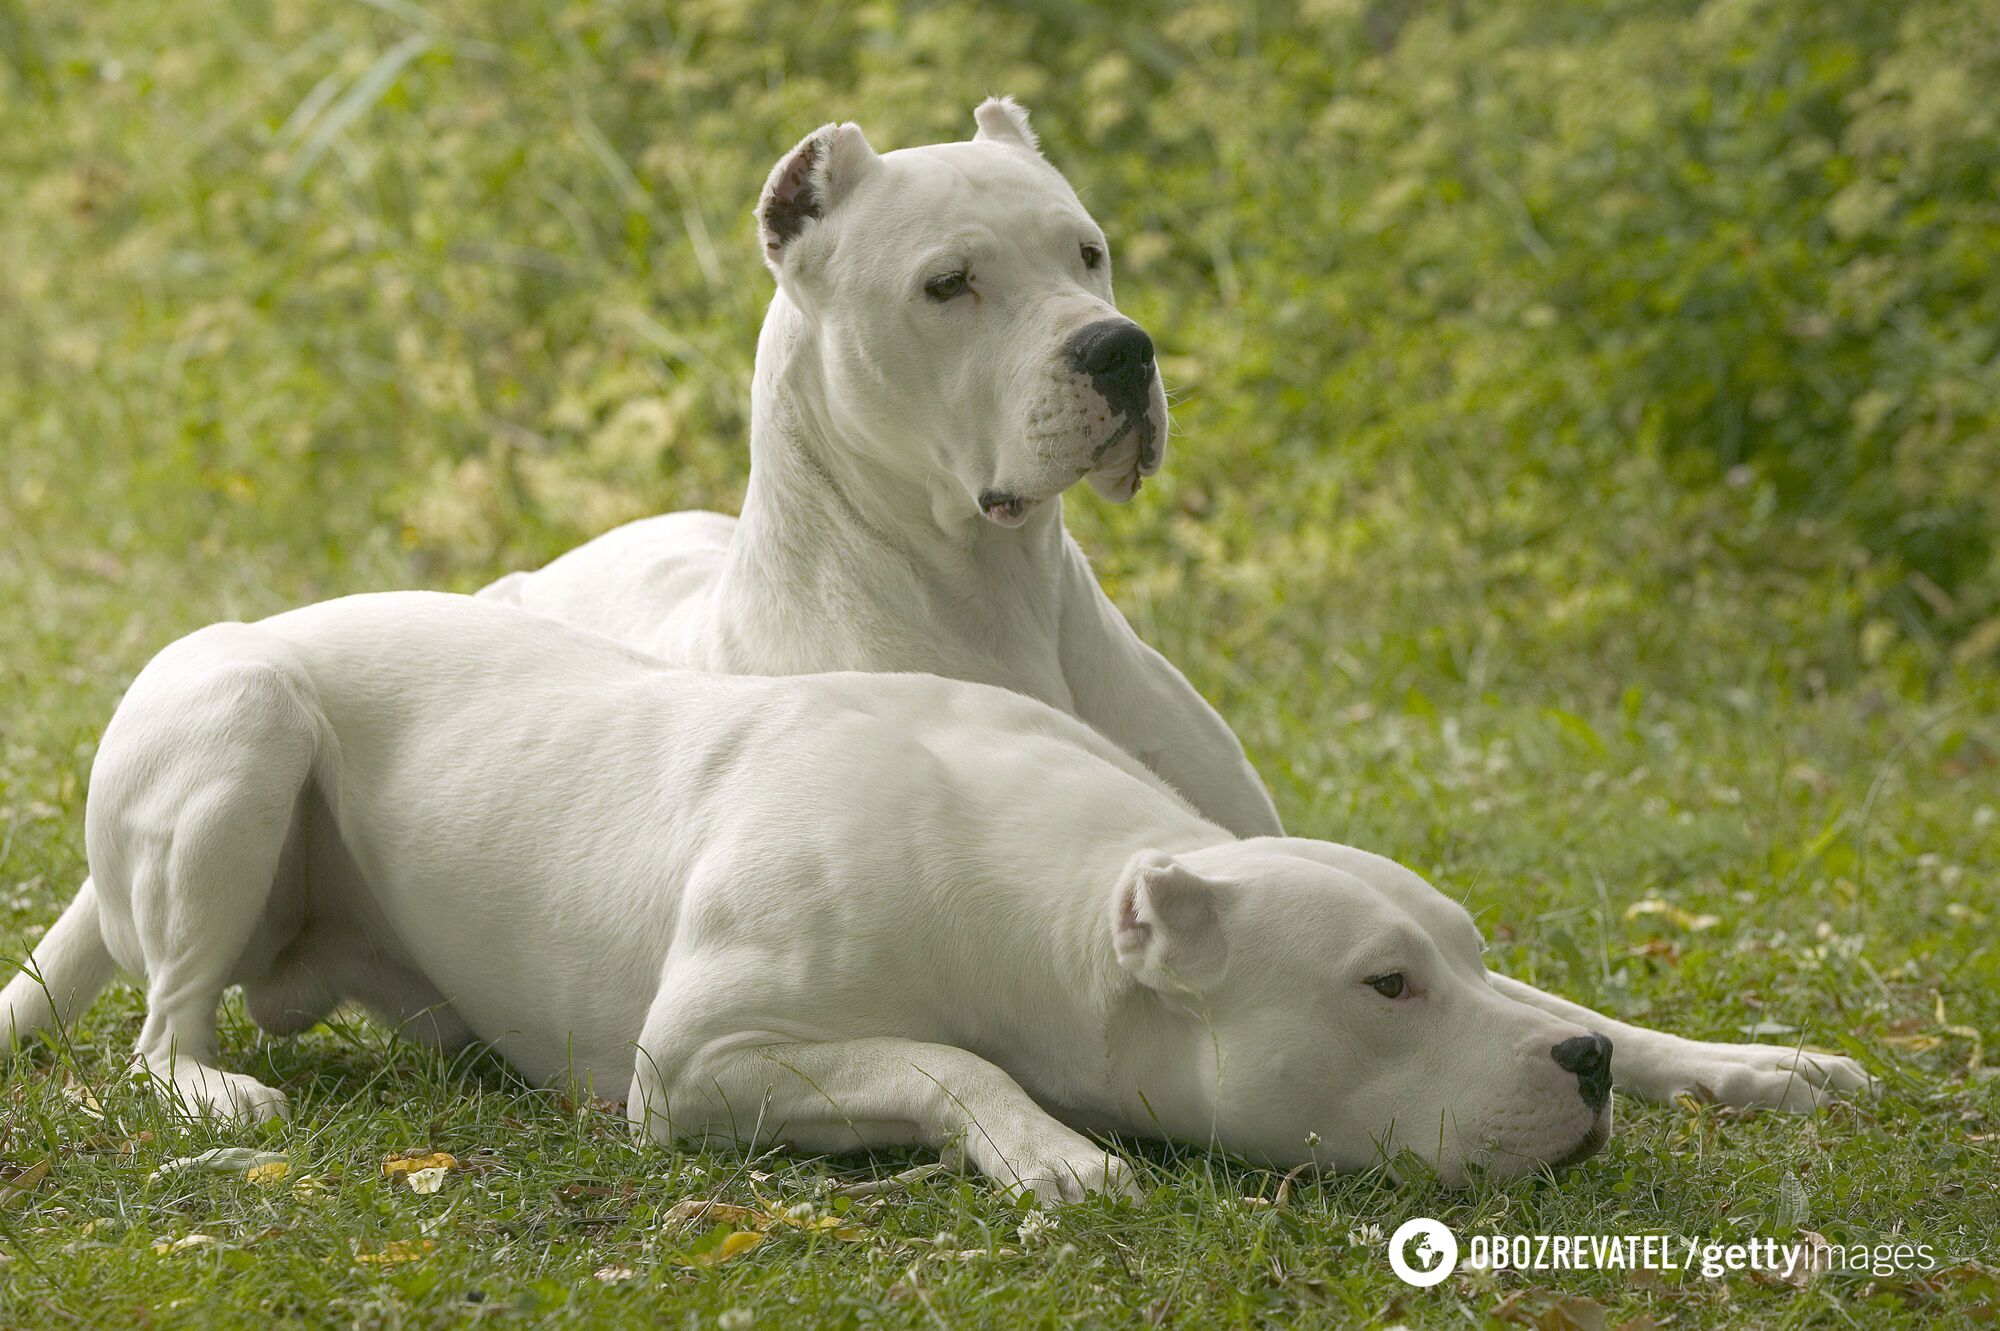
xmin=91 ymin=639 xmax=322 ymax=1123
xmin=241 ymin=936 xmax=338 ymax=1038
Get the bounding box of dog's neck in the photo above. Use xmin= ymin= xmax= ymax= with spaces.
xmin=973 ymin=819 xmax=1232 ymax=1147
xmin=718 ymin=293 xmax=1073 ymax=683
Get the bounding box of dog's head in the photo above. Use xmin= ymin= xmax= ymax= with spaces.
xmin=755 ymin=98 xmax=1167 ymax=528
xmin=1109 ymin=839 xmax=1613 ymax=1185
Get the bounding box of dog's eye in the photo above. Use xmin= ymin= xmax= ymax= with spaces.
xmin=1365 ymin=972 xmax=1406 ymax=999
xmin=1080 ymin=244 xmax=1104 ymax=271
xmin=924 ymin=271 xmax=970 ymax=302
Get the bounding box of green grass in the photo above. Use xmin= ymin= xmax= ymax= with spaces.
xmin=3 ymin=0 xmax=1998 ymax=1325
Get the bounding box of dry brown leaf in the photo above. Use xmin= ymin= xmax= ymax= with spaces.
xmin=835 ymin=1162 xmax=949 ymax=1198
xmin=1623 ymin=899 xmax=1720 ymax=931
xmin=0 ymin=1160 xmax=51 ymax=1211
xmin=1273 ymin=1162 xmax=1313 ymax=1207
xmin=1882 ymin=1034 xmax=1943 ymax=1051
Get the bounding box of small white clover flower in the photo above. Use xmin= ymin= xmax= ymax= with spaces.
xmin=1017 ymin=1210 xmax=1057 ymax=1243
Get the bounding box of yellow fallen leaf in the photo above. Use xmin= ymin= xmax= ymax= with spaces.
xmin=382 ymin=1151 xmax=458 ymax=1179
xmin=790 ymin=1213 xmax=848 ymax=1231
xmin=677 ymin=1230 xmax=766 ymax=1267
xmin=594 ymin=1264 xmax=638 ymax=1283
xmin=153 ymin=1233 xmax=218 ymax=1255
xmin=1623 ymin=899 xmax=1720 ymax=931
xmin=245 ymin=1160 xmax=290 ymax=1186
xmin=663 ymin=1199 xmax=761 ymax=1230
xmin=151 ymin=1148 xmax=288 ymax=1181
xmin=0 ymin=1160 xmax=50 ymax=1211
xmin=356 ymin=1239 xmax=434 ymax=1265
xmin=61 ymin=1078 xmax=105 ymax=1119
xmin=1942 ymin=1026 xmax=1984 ymax=1071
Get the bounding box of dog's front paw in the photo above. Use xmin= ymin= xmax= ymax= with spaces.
xmin=1634 ymin=1040 xmax=1873 ymax=1112
xmin=999 ymin=1137 xmax=1141 ymax=1206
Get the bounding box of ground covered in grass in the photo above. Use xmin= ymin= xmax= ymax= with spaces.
xmin=3 ymin=0 xmax=1997 ymax=1326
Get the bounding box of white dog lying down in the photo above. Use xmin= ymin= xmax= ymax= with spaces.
xmin=4 ymin=595 xmax=1868 ymax=1194
xmin=480 ymin=98 xmax=1284 ymax=841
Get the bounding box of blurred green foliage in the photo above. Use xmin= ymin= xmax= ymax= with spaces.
xmin=2 ymin=0 xmax=1995 ymax=713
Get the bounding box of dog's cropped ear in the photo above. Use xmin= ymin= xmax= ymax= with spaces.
xmin=1112 ymin=850 xmax=1227 ymax=995
xmin=758 ymin=122 xmax=880 ymax=275
xmin=972 ymin=96 xmax=1040 ymax=154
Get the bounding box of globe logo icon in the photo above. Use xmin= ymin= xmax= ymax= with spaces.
xmin=1388 ymin=1217 xmax=1459 ymax=1287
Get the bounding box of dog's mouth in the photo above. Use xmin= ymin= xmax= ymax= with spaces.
xmin=1551 ymin=1111 xmax=1612 ymax=1170
xmin=978 ymin=490 xmax=1037 ymax=528
xmin=1081 ymin=411 xmax=1163 ymax=504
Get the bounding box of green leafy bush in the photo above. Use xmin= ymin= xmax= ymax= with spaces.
xmin=2 ymin=0 xmax=1994 ymax=696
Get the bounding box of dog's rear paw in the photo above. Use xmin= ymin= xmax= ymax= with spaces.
xmin=134 ymin=1058 xmax=291 ymax=1124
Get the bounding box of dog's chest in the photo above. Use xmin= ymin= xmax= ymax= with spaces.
xmin=719 ymin=562 xmax=1075 ymax=709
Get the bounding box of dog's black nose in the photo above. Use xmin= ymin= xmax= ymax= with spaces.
xmin=1067 ymin=318 xmax=1155 ymax=406
xmin=1552 ymin=1033 xmax=1613 ymax=1112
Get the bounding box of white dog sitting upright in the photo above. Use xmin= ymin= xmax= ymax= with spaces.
xmin=479 ymin=98 xmax=1284 ymax=841
xmin=5 ymin=596 xmax=1869 ymax=1195
xmin=475 ymin=102 xmax=1873 ymax=1117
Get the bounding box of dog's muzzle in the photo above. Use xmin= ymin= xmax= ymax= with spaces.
xmin=1066 ymin=317 xmax=1156 ymax=415
xmin=1552 ymin=1032 xmax=1613 ymax=1113
xmin=1067 ymin=318 xmax=1164 ymax=501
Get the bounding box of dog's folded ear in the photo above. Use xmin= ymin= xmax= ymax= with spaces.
xmin=1112 ymin=850 xmax=1227 ymax=994
xmin=758 ymin=122 xmax=880 ymax=275
xmin=972 ymin=96 xmax=1040 ymax=154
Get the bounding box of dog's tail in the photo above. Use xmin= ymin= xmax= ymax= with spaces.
xmin=3 ymin=877 xmax=115 ymax=1050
